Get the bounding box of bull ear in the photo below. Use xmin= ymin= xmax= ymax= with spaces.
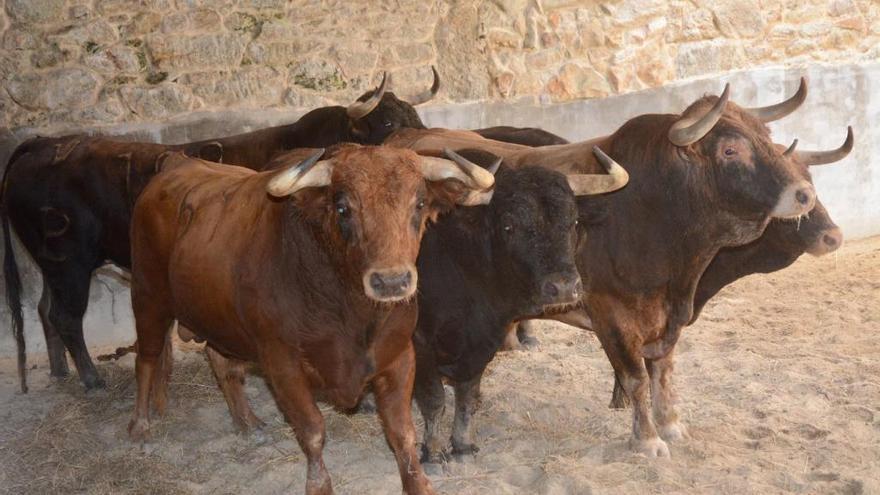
xmin=266 ymin=149 xmax=332 ymax=197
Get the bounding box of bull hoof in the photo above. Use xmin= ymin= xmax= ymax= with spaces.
xmin=248 ymin=426 xmax=268 ymax=445
xmin=451 ymin=443 xmax=479 ymax=456
xmin=519 ymin=335 xmax=540 ymax=349
xmin=633 ymin=437 xmax=670 ymax=458
xmin=356 ymin=394 xmax=376 ymax=414
xmin=419 ymin=444 xmax=449 ymax=465
xmin=49 ymin=368 xmax=70 ymax=379
xmin=659 ymin=421 xmax=688 ymax=442
xmin=83 ymin=374 xmax=106 ymax=391
xmin=608 ymin=393 xmax=630 ymax=410
xmin=128 ymin=418 xmax=151 ymax=443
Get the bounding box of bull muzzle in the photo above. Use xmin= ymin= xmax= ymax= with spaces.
xmin=540 ymin=272 xmax=583 ymax=309
xmin=806 ymin=225 xmax=843 ymax=256
xmin=363 ymin=265 xmax=418 ymax=302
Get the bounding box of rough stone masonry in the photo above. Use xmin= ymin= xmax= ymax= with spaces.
xmin=1 ymin=0 xmax=878 ymax=135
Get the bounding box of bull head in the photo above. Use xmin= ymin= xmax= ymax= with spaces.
xmin=266 ymin=146 xmax=496 ymax=302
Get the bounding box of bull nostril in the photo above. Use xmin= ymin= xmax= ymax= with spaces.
xmin=823 ymin=234 xmax=838 ymax=247
xmin=795 ymin=189 xmax=811 ymax=205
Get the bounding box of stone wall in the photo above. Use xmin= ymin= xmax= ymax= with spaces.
xmin=1 ymin=0 xmax=878 ymax=133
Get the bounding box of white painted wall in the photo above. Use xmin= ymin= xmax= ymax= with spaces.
xmin=1 ymin=62 xmax=877 ymax=357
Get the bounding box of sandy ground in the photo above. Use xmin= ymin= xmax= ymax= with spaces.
xmin=0 ymin=236 xmax=878 ymax=495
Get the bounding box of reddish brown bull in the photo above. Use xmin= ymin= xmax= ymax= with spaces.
xmin=128 ymin=144 xmax=495 ymax=495
xmin=385 ymin=82 xmax=844 ymax=457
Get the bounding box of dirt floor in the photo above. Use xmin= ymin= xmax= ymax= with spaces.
xmin=1 ymin=236 xmax=878 ymax=495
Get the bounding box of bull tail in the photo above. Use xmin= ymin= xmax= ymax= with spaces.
xmin=2 ymin=144 xmax=28 ymax=393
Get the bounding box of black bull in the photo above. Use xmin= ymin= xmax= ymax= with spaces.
xmin=1 ymin=79 xmax=436 ymax=393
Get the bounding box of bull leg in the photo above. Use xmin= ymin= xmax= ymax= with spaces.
xmin=609 ymin=373 xmax=631 ymax=409
xmin=516 ymin=320 xmax=540 ymax=348
xmin=260 ymin=345 xmax=332 ymax=495
xmin=373 ymin=344 xmax=434 ymax=495
xmin=205 ymin=345 xmax=265 ymax=434
xmin=413 ymin=347 xmax=447 ymax=464
xmin=149 ymin=330 xmax=174 ymax=417
xmin=499 ymin=324 xmax=521 ymax=351
xmin=450 ymin=372 xmax=483 ymax=458
xmin=647 ymin=350 xmax=687 ymax=442
xmin=128 ymin=307 xmax=173 ymax=443
xmin=37 ymin=286 xmax=69 ymax=378
xmin=594 ymin=326 xmax=669 ymax=458
xmin=44 ymin=271 xmax=104 ymax=390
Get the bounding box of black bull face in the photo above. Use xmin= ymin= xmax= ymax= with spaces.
xmin=484 ymin=166 xmax=583 ymax=314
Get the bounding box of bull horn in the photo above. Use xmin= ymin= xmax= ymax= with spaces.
xmin=419 ymin=149 xmax=495 ymax=189
xmin=420 ymin=149 xmax=497 ymax=206
xmin=796 ymin=126 xmax=854 ymax=166
xmin=745 ymin=77 xmax=808 ymax=123
xmin=266 ymin=149 xmax=332 ymax=196
xmin=668 ymin=83 xmax=730 ymax=146
xmin=346 ymin=72 xmax=388 ymax=120
xmin=782 ymin=139 xmax=798 ymax=157
xmin=566 ymin=146 xmax=630 ymax=196
xmin=486 ymin=156 xmax=502 ymax=175
xmin=403 ymin=66 xmax=440 ymax=106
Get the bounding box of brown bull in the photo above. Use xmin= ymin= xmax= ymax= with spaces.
xmin=385 ymin=81 xmax=849 ymax=457
xmin=128 ymin=145 xmax=495 ymax=495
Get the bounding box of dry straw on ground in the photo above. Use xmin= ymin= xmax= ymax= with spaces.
xmin=1 ymin=236 xmax=878 ymax=494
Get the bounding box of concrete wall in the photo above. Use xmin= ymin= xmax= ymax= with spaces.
xmin=1 ymin=62 xmax=877 ymax=357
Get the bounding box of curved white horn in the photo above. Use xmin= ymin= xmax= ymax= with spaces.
xmin=346 ymin=72 xmax=388 ymax=119
xmin=796 ymin=126 xmax=854 ymax=166
xmin=403 ymin=66 xmax=440 ymax=106
xmin=566 ymin=146 xmax=630 ymax=196
xmin=745 ymin=77 xmax=807 ymax=123
xmin=668 ymin=84 xmax=730 ymax=146
xmin=266 ymin=149 xmax=332 ymax=197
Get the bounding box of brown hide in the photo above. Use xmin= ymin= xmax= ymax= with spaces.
xmin=129 ymin=145 xmax=490 ymax=494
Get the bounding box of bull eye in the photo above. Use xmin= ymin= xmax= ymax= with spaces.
xmin=724 ymin=147 xmax=737 ymax=157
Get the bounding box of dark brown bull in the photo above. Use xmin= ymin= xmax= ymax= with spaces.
xmin=1 ymin=70 xmax=440 ymax=392
xmin=128 ymin=144 xmax=495 ymax=495
xmin=385 ymin=82 xmax=844 ymax=456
